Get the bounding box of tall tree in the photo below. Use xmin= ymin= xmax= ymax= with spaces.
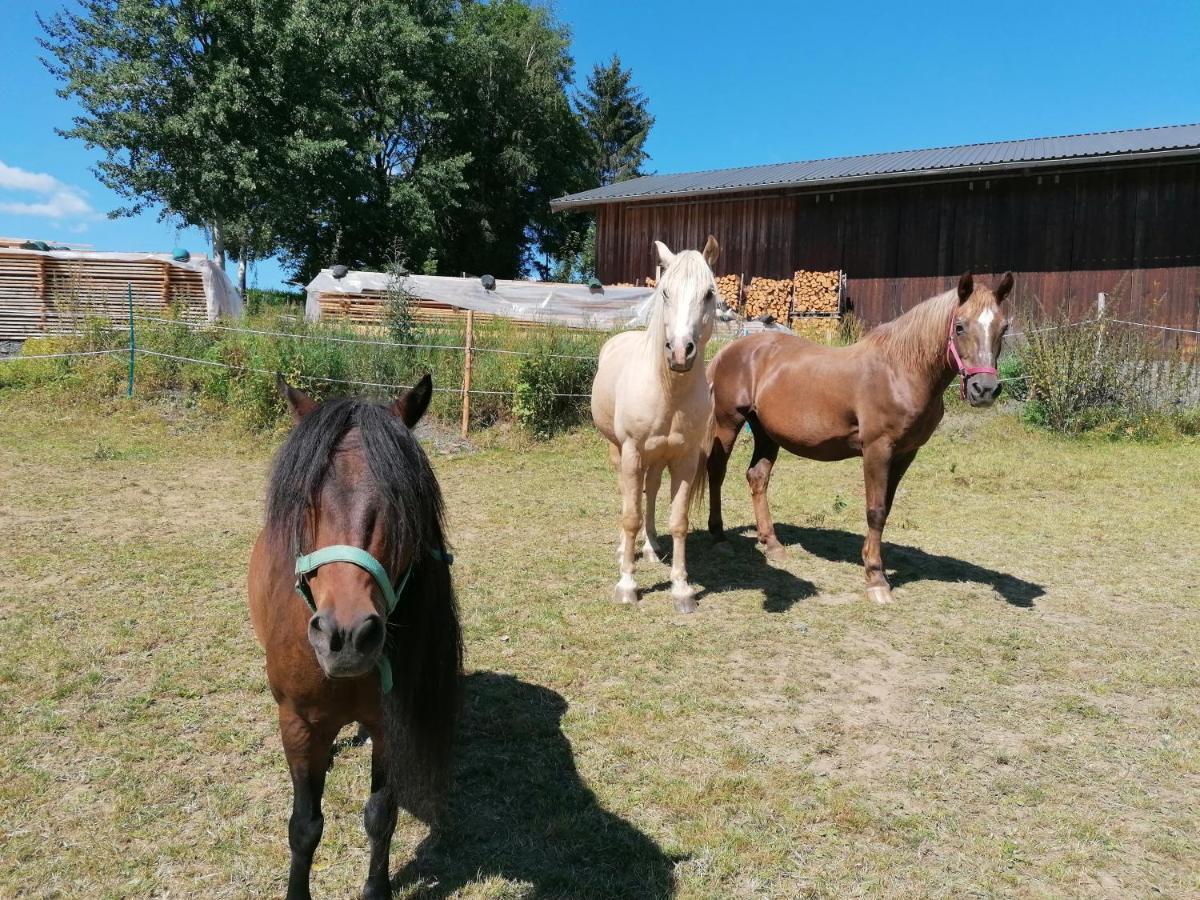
xmin=577 ymin=54 xmax=654 ymax=186
xmin=435 ymin=0 xmax=591 ymax=278
xmin=38 ymin=0 xmax=335 ymax=270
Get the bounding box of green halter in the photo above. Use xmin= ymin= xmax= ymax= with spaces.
xmin=294 ymin=544 xmax=453 ymax=693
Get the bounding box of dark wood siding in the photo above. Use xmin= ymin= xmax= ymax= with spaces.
xmin=593 ymin=162 xmax=1200 ymax=348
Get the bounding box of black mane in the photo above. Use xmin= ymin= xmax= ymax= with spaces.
xmin=265 ymin=397 xmax=446 ymax=573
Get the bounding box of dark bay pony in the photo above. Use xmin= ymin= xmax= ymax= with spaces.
xmin=248 ymin=374 xmax=462 ymax=900
xmin=707 ymin=272 xmax=1012 ymax=603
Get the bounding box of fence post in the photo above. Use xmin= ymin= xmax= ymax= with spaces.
xmin=461 ymin=309 xmax=474 ymax=438
xmin=127 ymin=283 xmax=135 ymax=398
xmin=1094 ymin=292 xmax=1107 ymax=361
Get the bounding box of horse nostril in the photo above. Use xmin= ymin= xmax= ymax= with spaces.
xmin=352 ymin=614 xmax=384 ymax=653
xmin=686 ymin=342 xmax=696 ymax=358
xmin=664 ymin=341 xmax=672 ymax=351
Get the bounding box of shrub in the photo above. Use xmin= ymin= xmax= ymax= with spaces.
xmin=512 ymin=347 xmax=597 ymax=439
xmin=1018 ymin=315 xmax=1199 ymax=437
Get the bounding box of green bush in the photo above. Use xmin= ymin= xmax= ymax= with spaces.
xmin=512 ymin=348 xmax=596 ymax=439
xmin=1017 ymin=314 xmax=1199 ymax=438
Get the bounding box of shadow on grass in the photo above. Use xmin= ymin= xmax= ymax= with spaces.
xmin=767 ymin=524 xmax=1045 ymax=608
xmin=645 ymin=530 xmax=819 ymax=614
xmin=394 ymin=672 xmax=678 ymax=898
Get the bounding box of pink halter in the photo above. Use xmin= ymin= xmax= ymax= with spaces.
xmin=946 ymin=307 xmax=997 ymax=399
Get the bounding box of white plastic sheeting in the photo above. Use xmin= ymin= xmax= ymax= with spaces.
xmin=11 ymin=249 xmax=243 ymax=320
xmin=305 ymin=269 xmax=656 ymax=329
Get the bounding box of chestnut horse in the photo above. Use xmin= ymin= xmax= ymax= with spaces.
xmin=248 ymin=374 xmax=462 ymax=900
xmin=592 ymin=236 xmax=720 ymax=613
xmin=707 ymin=272 xmax=1012 ymax=603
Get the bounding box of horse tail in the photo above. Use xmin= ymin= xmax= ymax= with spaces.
xmin=688 ymin=386 xmax=715 ymax=518
xmin=380 ymin=550 xmax=463 ymax=824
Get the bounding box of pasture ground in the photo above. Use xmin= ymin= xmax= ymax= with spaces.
xmin=0 ymin=391 xmax=1197 ymax=898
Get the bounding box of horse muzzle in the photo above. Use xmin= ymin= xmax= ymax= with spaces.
xmin=665 ymin=338 xmax=697 ymax=372
xmin=965 ymin=373 xmax=1001 ymax=407
xmin=308 ymin=609 xmax=386 ymax=678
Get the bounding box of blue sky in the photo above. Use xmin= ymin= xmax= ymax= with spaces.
xmin=1 ymin=0 xmax=1196 ymax=290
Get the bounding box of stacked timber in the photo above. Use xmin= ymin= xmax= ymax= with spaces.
xmin=791 ymin=269 xmax=842 ymax=315
xmin=0 ymin=250 xmax=209 ymax=340
xmin=644 ymin=276 xmax=657 ymax=289
xmin=714 ymin=273 xmax=741 ymax=310
xmin=742 ymin=276 xmax=792 ymax=320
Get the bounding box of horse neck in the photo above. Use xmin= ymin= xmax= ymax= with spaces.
xmin=870 ymin=289 xmax=959 ymax=396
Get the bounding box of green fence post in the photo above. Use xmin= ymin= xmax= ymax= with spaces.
xmin=127 ymin=283 xmax=135 ymax=397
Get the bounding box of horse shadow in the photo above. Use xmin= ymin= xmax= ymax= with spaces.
xmin=645 ymin=530 xmax=819 ymax=614
xmin=770 ymin=524 xmax=1045 ymax=608
xmin=393 ymin=672 xmax=678 ymax=898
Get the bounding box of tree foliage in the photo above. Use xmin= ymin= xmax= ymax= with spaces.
xmin=40 ymin=1 xmax=651 ymax=284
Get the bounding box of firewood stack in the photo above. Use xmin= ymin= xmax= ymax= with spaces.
xmin=791 ymin=269 xmax=841 ymax=315
xmin=645 ymin=276 xmax=657 ymax=289
xmin=714 ymin=273 xmax=741 ymax=310
xmin=743 ymin=276 xmax=792 ymax=320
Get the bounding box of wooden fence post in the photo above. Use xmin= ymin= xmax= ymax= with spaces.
xmin=461 ymin=309 xmax=474 ymax=438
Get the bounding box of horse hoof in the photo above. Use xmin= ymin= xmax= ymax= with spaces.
xmin=866 ymin=586 xmax=894 ymax=605
xmin=641 ymin=542 xmax=663 ymax=564
xmin=763 ymin=542 xmax=788 ymax=562
xmin=614 ymin=585 xmax=639 ymax=605
xmin=672 ymin=589 xmax=698 ymax=614
xmin=363 ymin=876 xmax=390 ymax=900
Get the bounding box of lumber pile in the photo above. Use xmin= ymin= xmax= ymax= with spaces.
xmin=714 ymin=274 xmax=741 ymax=310
xmin=742 ymin=276 xmax=792 ymax=321
xmin=644 ymin=276 xmax=657 ymax=289
xmin=791 ymin=269 xmax=842 ymax=315
xmin=790 ymin=318 xmax=840 ymax=344
xmin=0 ymin=250 xmax=210 ymax=341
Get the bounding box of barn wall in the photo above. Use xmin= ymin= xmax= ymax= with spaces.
xmin=594 ymin=162 xmax=1200 ymax=347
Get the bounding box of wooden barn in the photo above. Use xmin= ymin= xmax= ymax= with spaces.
xmin=551 ymin=124 xmax=1200 ymax=344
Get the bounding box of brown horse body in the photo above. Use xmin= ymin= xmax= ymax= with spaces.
xmin=248 ymin=375 xmax=461 ymax=900
xmin=707 ymin=273 xmax=1012 ymax=602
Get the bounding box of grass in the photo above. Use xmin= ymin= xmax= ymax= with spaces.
xmin=0 ymin=392 xmax=1197 ymax=898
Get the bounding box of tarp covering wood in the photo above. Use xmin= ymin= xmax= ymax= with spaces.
xmin=305 ymin=269 xmax=656 ymax=329
xmin=0 ymin=248 xmax=242 ymax=340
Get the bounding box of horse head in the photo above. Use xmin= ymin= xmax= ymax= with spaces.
xmin=276 ymin=373 xmax=435 ymax=680
xmin=653 ymin=235 xmax=720 ymax=373
xmin=949 ymin=271 xmax=1013 ymax=407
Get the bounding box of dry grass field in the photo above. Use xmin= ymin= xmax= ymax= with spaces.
xmin=0 ymin=391 xmax=1197 ymax=898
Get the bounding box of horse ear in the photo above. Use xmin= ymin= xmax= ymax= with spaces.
xmin=392 ymin=373 xmax=433 ymax=427
xmin=276 ymin=373 xmax=317 ymax=423
xmin=957 ymin=271 xmax=974 ymax=304
xmin=702 ymin=234 xmax=720 ymax=267
xmin=995 ymin=271 xmax=1014 ymax=303
xmin=654 ymin=240 xmax=676 ymax=269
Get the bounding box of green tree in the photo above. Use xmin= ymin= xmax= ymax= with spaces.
xmin=38 ymin=0 xmax=336 ymax=271
xmin=578 ymin=54 xmax=654 ymax=186
xmin=435 ymin=1 xmax=591 ymax=279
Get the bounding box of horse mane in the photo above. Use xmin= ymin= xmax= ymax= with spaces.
xmin=863 ymin=287 xmax=958 ymax=375
xmin=265 ymin=398 xmax=462 ymax=822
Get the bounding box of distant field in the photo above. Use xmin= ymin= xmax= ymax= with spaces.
xmin=0 ymin=392 xmax=1197 ymax=898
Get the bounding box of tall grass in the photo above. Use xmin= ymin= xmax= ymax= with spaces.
xmin=0 ymin=311 xmax=610 ymax=435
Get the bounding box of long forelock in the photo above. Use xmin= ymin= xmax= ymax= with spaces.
xmin=265 ymin=398 xmax=444 ymax=572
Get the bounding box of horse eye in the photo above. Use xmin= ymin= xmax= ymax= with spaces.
xmin=955 ymin=322 xmax=966 ymax=335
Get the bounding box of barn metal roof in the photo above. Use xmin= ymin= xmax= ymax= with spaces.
xmin=551 ymin=123 xmax=1200 ymax=210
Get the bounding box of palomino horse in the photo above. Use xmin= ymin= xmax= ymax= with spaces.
xmin=248 ymin=374 xmax=462 ymax=900
xmin=592 ymin=236 xmax=721 ymax=613
xmin=707 ymin=271 xmax=1012 ymax=603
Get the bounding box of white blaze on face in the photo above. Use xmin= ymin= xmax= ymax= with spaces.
xmin=977 ymin=307 xmax=996 ymax=365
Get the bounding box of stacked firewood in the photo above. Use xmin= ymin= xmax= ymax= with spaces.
xmin=791 ymin=269 xmax=841 ymax=315
xmin=714 ymin=273 xmax=741 ymax=310
xmin=743 ymin=276 xmax=792 ymax=320
xmin=645 ymin=276 xmax=657 ymax=289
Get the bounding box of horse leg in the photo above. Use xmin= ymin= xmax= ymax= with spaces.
xmin=641 ymin=464 xmax=665 ymax=562
xmin=886 ymin=450 xmax=917 ymax=515
xmin=361 ymin=722 xmax=397 ymax=900
xmin=707 ymin=413 xmax=743 ymax=544
xmin=862 ymin=442 xmax=897 ymax=604
xmin=280 ymin=706 xmax=335 ymax=900
xmin=666 ymin=457 xmax=698 ymax=613
xmin=615 ymin=443 xmax=644 ymax=605
xmin=746 ymin=419 xmax=785 ymax=560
